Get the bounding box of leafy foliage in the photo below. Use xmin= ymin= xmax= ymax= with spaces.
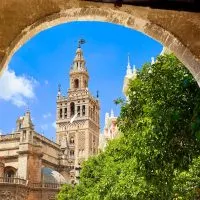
xmin=57 ymin=54 xmax=200 ymax=200
xmin=173 ymin=156 xmax=200 ymax=199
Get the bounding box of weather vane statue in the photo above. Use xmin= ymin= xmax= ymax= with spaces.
xmin=78 ymin=39 xmax=86 ymax=48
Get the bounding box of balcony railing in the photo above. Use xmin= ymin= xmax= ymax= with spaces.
xmin=0 ymin=177 xmax=64 ymax=189
xmin=30 ymin=182 xmax=63 ymax=189
xmin=0 ymin=177 xmax=27 ymax=185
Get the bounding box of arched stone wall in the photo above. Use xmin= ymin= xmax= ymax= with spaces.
xmin=0 ymin=0 xmax=200 ymax=83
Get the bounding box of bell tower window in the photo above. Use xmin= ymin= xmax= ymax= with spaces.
xmin=64 ymin=108 xmax=67 ymax=118
xmin=70 ymin=137 xmax=75 ymax=144
xmin=74 ymin=79 xmax=79 ymax=89
xmin=77 ymin=106 xmax=80 ymax=117
xmin=60 ymin=108 xmax=62 ymax=119
xmin=82 ymin=105 xmax=86 ymax=116
xmin=70 ymin=102 xmax=75 ymax=117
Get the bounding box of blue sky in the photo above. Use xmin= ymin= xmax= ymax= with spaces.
xmin=0 ymin=21 xmax=162 ymax=140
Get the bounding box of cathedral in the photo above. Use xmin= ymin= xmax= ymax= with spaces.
xmin=0 ymin=44 xmax=100 ymax=200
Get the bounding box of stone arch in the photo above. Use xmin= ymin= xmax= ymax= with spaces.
xmin=0 ymin=4 xmax=199 ymax=83
xmin=4 ymin=166 xmax=17 ymax=178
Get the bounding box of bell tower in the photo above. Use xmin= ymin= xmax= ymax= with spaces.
xmin=56 ymin=40 xmax=100 ymax=183
xmin=69 ymin=42 xmax=89 ymax=92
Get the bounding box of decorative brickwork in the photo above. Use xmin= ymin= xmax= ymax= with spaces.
xmin=0 ymin=0 xmax=199 ymax=83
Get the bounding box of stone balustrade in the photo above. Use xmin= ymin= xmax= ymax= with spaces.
xmin=0 ymin=177 xmax=63 ymax=189
xmin=30 ymin=182 xmax=63 ymax=189
xmin=0 ymin=133 xmax=20 ymax=141
xmin=0 ymin=177 xmax=27 ymax=185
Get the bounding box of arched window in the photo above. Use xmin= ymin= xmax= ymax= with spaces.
xmin=74 ymin=79 xmax=79 ymax=89
xmin=59 ymin=108 xmax=62 ymax=119
xmin=64 ymin=108 xmax=67 ymax=118
xmin=6 ymin=170 xmax=15 ymax=178
xmin=4 ymin=167 xmax=16 ymax=179
xmin=82 ymin=105 xmax=86 ymax=116
xmin=70 ymin=137 xmax=74 ymax=144
xmin=70 ymin=102 xmax=75 ymax=117
xmin=70 ymin=150 xmax=74 ymax=157
xmin=77 ymin=106 xmax=80 ymax=117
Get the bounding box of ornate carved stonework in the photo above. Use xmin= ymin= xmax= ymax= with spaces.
xmin=48 ymin=193 xmax=56 ymax=200
xmin=78 ymin=132 xmax=85 ymax=149
xmin=0 ymin=190 xmax=15 ymax=200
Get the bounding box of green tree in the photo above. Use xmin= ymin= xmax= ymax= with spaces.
xmin=173 ymin=156 xmax=200 ymax=199
xmin=57 ymin=54 xmax=200 ymax=200
xmin=117 ymin=54 xmax=200 ymax=199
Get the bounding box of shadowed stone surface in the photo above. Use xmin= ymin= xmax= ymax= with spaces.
xmin=0 ymin=0 xmax=200 ymax=82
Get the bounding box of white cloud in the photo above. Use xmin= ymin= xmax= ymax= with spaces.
xmin=0 ymin=129 xmax=3 ymax=135
xmin=41 ymin=124 xmax=48 ymax=131
xmin=52 ymin=121 xmax=56 ymax=129
xmin=43 ymin=112 xmax=52 ymax=119
xmin=0 ymin=68 xmax=37 ymax=107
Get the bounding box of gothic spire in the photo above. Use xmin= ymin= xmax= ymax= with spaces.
xmin=126 ymin=54 xmax=132 ymax=77
xmin=57 ymin=84 xmax=62 ymax=98
xmin=127 ymin=53 xmax=131 ymax=68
